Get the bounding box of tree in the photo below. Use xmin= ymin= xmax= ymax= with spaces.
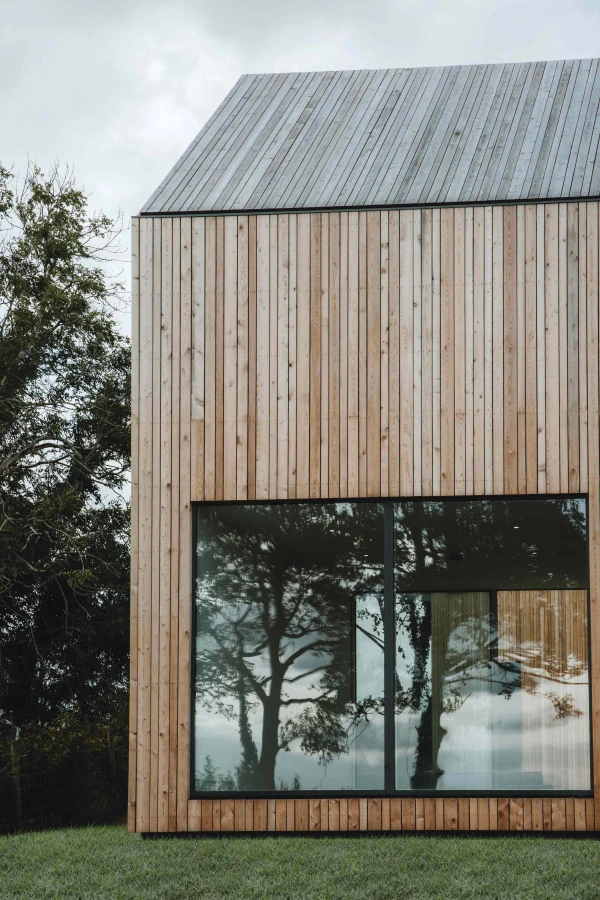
xmin=0 ymin=163 xmax=130 ymax=732
xmin=195 ymin=503 xmax=384 ymax=790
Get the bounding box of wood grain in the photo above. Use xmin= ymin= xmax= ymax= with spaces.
xmin=128 ymin=217 xmax=140 ymax=832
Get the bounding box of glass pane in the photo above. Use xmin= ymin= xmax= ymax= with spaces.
xmin=394 ymin=498 xmax=587 ymax=591
xmin=194 ymin=502 xmax=385 ymax=792
xmin=394 ymin=499 xmax=590 ymax=792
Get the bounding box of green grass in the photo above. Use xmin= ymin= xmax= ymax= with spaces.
xmin=1 ymin=825 xmax=600 ymax=900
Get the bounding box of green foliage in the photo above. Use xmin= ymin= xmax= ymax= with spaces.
xmin=0 ymin=703 xmax=128 ymax=826
xmin=0 ymin=703 xmax=126 ymax=774
xmin=0 ymin=162 xmax=130 ymax=740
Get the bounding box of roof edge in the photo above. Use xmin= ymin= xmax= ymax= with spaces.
xmin=137 ymin=194 xmax=600 ymax=218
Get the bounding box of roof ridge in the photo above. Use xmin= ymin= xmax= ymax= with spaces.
xmin=237 ymin=58 xmax=600 ymax=78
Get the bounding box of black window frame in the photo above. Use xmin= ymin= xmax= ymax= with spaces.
xmin=190 ymin=493 xmax=593 ymax=799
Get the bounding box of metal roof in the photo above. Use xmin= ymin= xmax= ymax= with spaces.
xmin=141 ymin=59 xmax=600 ymax=214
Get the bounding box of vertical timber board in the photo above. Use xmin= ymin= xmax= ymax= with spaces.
xmin=129 ymin=218 xmax=140 ymax=832
xmin=367 ymin=210 xmax=381 ymax=497
xmin=473 ymin=206 xmax=485 ymax=495
xmin=339 ymin=212 xmax=349 ymax=497
xmin=532 ymin=798 xmax=543 ymax=831
xmin=402 ymin=798 xmax=415 ymax=831
xmin=287 ymin=798 xmax=296 ymax=831
xmin=269 ymin=218 xmax=278 ymax=500
xmin=237 ymin=217 xmax=249 ymax=501
xmin=492 ymin=206 xmax=504 ymax=494
xmin=464 ymin=208 xmax=474 ymax=496
xmin=546 ymin=204 xmax=560 ymax=493
xmin=320 ymin=215 xmax=329 ymax=499
xmin=454 ymin=207 xmax=465 ymax=496
xmin=309 ymin=213 xmax=322 ymax=498
xmin=169 ymin=218 xmax=183 ymax=830
xmin=559 ymin=205 xmax=569 ymax=494
xmin=516 ymin=206 xmax=526 ymax=494
xmin=536 ymin=204 xmax=547 ymax=493
xmin=133 ymin=202 xmax=598 ymax=832
xmin=414 ymin=211 xmax=423 ymax=496
xmin=215 ymin=218 xmax=225 ymax=501
xmin=587 ymin=203 xmax=600 ymax=827
xmin=497 ymin=798 xmax=509 ymax=830
xmin=339 ymin=798 xmax=348 ymax=832
xmin=330 ymin=212 xmax=341 ymax=498
xmin=358 ymin=212 xmax=368 ymax=497
xmin=288 ymin=215 xmax=298 ymax=499
xmin=277 ymin=215 xmax=289 ymax=500
xmin=347 ymin=211 xmax=360 ymax=497
xmin=191 ymin=218 xmax=205 ymax=503
xmin=223 ymin=216 xmax=238 ymax=501
xmin=484 ymin=207 xmax=494 ymax=494
xmin=248 ymin=217 xmax=257 ymax=500
xmin=380 ymin=211 xmax=389 ymax=496
xmin=176 ymin=216 xmax=192 ymax=832
xmin=150 ymin=218 xmax=162 ymax=832
xmin=400 ymin=210 xmax=414 ymax=496
xmin=421 ymin=209 xmax=434 ymax=495
xmin=158 ymin=218 xmax=172 ymax=833
xmin=503 ymin=205 xmax=518 ymax=493
xmin=567 ymin=204 xmax=580 ymax=492
xmin=579 ymin=204 xmax=588 ymax=492
xmin=296 ymin=214 xmax=311 ymax=498
xmin=204 ymin=219 xmax=217 ymax=501
xmin=525 ymin=205 xmax=537 ymax=493
xmin=136 ymin=216 xmax=153 ymax=832
xmin=432 ymin=209 xmax=442 ymax=495
xmin=256 ymin=216 xmax=270 ymax=499
xmin=440 ymin=208 xmax=454 ymax=495
xmin=489 ymin=799 xmax=498 ymax=831
xmin=478 ymin=798 xmax=489 ymax=831
xmin=220 ymin=797 xmax=235 ymax=835
xmin=388 ymin=211 xmax=400 ymax=496
xmin=424 ymin=798 xmax=436 ymax=830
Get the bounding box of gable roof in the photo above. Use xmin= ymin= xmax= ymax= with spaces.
xmin=142 ymin=58 xmax=600 ymax=215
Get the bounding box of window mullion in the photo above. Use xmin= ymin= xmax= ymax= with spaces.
xmin=384 ymin=501 xmax=395 ymax=795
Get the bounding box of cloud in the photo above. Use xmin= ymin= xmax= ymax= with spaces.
xmin=2 ymin=0 xmax=599 ymax=327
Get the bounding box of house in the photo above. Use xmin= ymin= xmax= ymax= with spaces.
xmin=129 ymin=58 xmax=600 ymax=834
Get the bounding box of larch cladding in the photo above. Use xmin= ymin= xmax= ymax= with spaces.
xmin=130 ymin=202 xmax=600 ymax=833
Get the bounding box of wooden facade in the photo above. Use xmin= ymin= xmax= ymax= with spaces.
xmin=129 ymin=201 xmax=600 ymax=833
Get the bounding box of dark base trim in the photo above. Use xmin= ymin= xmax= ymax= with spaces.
xmin=141 ymin=829 xmax=600 ymax=840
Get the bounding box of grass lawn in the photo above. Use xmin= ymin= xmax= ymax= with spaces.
xmin=1 ymin=826 xmax=600 ymax=900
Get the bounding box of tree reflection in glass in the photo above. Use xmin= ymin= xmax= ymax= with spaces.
xmin=394 ymin=499 xmax=590 ymax=792
xmin=194 ymin=502 xmax=385 ymax=792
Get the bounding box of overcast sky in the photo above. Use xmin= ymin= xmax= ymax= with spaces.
xmin=3 ymin=0 xmax=600 ymax=326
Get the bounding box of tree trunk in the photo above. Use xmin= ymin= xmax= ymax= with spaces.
xmin=107 ymin=724 xmax=118 ymax=796
xmin=11 ymin=739 xmax=23 ymax=831
xmin=236 ymin=670 xmax=259 ymax=789
xmin=410 ymin=694 xmax=446 ymax=789
xmin=410 ymin=594 xmax=451 ymax=789
xmin=257 ymin=691 xmax=282 ymax=790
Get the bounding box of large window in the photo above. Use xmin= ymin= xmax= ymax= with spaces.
xmin=193 ymin=497 xmax=591 ymax=795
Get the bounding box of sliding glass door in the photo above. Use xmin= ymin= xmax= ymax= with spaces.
xmin=393 ymin=499 xmax=590 ymax=793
